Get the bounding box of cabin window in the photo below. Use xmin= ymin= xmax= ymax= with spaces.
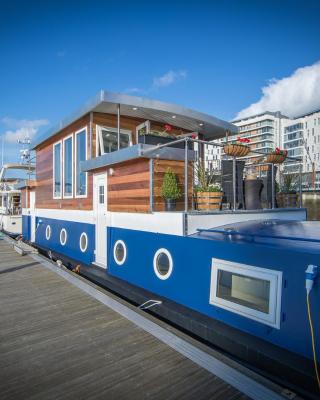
xmin=79 ymin=232 xmax=88 ymax=252
xmin=113 ymin=240 xmax=127 ymax=265
xmin=210 ymin=258 xmax=282 ymax=329
xmin=99 ymin=185 xmax=104 ymax=204
xmin=153 ymin=248 xmax=173 ymax=280
xmin=97 ymin=126 xmax=132 ymax=155
xmin=53 ymin=141 xmax=62 ymax=198
xmin=60 ymin=228 xmax=67 ymax=246
xmin=63 ymin=135 xmax=73 ymax=198
xmin=45 ymin=225 xmax=51 ymax=240
xmin=75 ymin=128 xmax=87 ymax=197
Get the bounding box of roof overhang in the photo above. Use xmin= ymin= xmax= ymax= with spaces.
xmin=32 ymin=90 xmax=238 ymax=149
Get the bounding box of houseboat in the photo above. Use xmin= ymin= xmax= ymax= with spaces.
xmin=0 ymin=163 xmax=35 ymax=236
xmin=21 ymin=91 xmax=319 ymax=397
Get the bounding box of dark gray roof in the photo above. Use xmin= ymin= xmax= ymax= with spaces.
xmin=32 ymin=90 xmax=238 ymax=149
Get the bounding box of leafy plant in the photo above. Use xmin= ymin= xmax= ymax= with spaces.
xmin=194 ymin=161 xmax=221 ymax=192
xmin=161 ymin=168 xmax=182 ymax=200
xmin=280 ymin=173 xmax=298 ymax=193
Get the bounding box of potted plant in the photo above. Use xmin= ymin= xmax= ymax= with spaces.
xmin=138 ymin=123 xmax=192 ymax=149
xmin=224 ymin=136 xmax=251 ymax=157
xmin=276 ymin=173 xmax=298 ymax=208
xmin=194 ymin=162 xmax=223 ymax=210
xmin=161 ymin=168 xmax=182 ymax=211
xmin=266 ymin=148 xmax=288 ymax=164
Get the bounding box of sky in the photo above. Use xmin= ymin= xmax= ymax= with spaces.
xmin=0 ymin=0 xmax=320 ymax=163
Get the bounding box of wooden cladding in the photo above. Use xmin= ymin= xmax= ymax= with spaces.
xmin=108 ymin=158 xmax=150 ymax=213
xmin=153 ymin=159 xmax=193 ymax=212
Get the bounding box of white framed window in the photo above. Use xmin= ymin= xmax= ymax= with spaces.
xmin=136 ymin=120 xmax=150 ymax=142
xmin=63 ymin=134 xmax=74 ymax=198
xmin=210 ymin=258 xmax=282 ymax=329
xmin=153 ymin=248 xmax=173 ymax=280
xmin=97 ymin=125 xmax=132 ymax=155
xmin=53 ymin=141 xmax=62 ymax=199
xmin=60 ymin=228 xmax=67 ymax=246
xmin=113 ymin=240 xmax=127 ymax=265
xmin=79 ymin=232 xmax=88 ymax=253
xmin=45 ymin=225 xmax=51 ymax=240
xmin=75 ymin=127 xmax=88 ymax=198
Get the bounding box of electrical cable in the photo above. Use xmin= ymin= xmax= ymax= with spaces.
xmin=306 ymin=292 xmax=320 ymax=391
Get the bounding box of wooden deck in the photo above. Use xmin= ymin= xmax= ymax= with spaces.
xmin=0 ymin=238 xmax=288 ymax=400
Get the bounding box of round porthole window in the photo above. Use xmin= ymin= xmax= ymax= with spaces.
xmin=153 ymin=248 xmax=173 ymax=280
xmin=79 ymin=232 xmax=88 ymax=253
xmin=45 ymin=225 xmax=51 ymax=240
xmin=113 ymin=240 xmax=127 ymax=265
xmin=60 ymin=228 xmax=67 ymax=246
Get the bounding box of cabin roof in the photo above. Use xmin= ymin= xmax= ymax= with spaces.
xmin=32 ymin=90 xmax=238 ymax=149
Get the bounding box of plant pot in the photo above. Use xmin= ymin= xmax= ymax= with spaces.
xmin=266 ymin=152 xmax=286 ymax=164
xmin=164 ymin=198 xmax=177 ymax=211
xmin=223 ymin=143 xmax=250 ymax=157
xmin=276 ymin=192 xmax=298 ymax=208
xmin=196 ymin=191 xmax=223 ymax=210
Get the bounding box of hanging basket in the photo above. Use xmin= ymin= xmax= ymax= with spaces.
xmin=223 ymin=143 xmax=250 ymax=157
xmin=266 ymin=152 xmax=287 ymax=164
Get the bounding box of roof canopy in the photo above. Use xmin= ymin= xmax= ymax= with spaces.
xmin=32 ymin=90 xmax=238 ymax=149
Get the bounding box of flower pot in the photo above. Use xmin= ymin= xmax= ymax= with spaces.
xmin=266 ymin=152 xmax=286 ymax=164
xmin=164 ymin=198 xmax=177 ymax=211
xmin=196 ymin=191 xmax=223 ymax=210
xmin=276 ymin=192 xmax=298 ymax=208
xmin=223 ymin=144 xmax=250 ymax=157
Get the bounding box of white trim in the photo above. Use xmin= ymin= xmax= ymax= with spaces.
xmin=35 ymin=208 xmax=95 ymax=224
xmin=45 ymin=225 xmax=51 ymax=240
xmin=136 ymin=120 xmax=150 ymax=142
xmin=60 ymin=228 xmax=67 ymax=246
xmin=210 ymin=258 xmax=282 ymax=329
xmin=62 ymin=134 xmax=74 ymax=199
xmin=153 ymin=248 xmax=173 ymax=280
xmin=113 ymin=239 xmax=127 ymax=265
xmin=75 ymin=127 xmax=88 ymax=198
xmin=97 ymin=125 xmax=132 ymax=155
xmin=53 ymin=140 xmax=62 ymax=199
xmin=79 ymin=232 xmax=88 ymax=253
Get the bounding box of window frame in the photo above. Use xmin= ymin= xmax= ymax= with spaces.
xmin=79 ymin=232 xmax=88 ymax=253
xmin=136 ymin=120 xmax=150 ymax=142
xmin=60 ymin=228 xmax=67 ymax=246
xmin=62 ymin=134 xmax=74 ymax=199
xmin=53 ymin=140 xmax=62 ymax=199
xmin=153 ymin=248 xmax=173 ymax=280
xmin=97 ymin=125 xmax=132 ymax=156
xmin=113 ymin=239 xmax=127 ymax=266
xmin=210 ymin=258 xmax=282 ymax=329
xmin=75 ymin=127 xmax=88 ymax=198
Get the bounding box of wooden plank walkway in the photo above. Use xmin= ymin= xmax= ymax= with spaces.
xmin=0 ymin=238 xmax=286 ymax=400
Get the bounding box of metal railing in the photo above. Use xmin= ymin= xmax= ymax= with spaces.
xmin=141 ymin=136 xmax=303 ymax=213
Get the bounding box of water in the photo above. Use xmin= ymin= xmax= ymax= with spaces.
xmin=303 ymin=195 xmax=320 ymax=221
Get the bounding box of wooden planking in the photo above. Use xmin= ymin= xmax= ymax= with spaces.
xmin=153 ymin=159 xmax=193 ymax=211
xmin=107 ymin=158 xmax=151 ymax=213
xmin=0 ymin=239 xmax=248 ymax=400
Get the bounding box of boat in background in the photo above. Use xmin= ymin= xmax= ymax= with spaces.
xmin=0 ymin=163 xmax=35 ymax=237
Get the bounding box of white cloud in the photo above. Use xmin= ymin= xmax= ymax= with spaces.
xmin=124 ymin=69 xmax=187 ymax=94
xmin=152 ymin=70 xmax=187 ymax=88
xmin=1 ymin=117 xmax=49 ymax=144
xmin=236 ymin=61 xmax=320 ymax=119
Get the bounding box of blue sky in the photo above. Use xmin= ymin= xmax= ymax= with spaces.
xmin=1 ymin=0 xmax=320 ymax=163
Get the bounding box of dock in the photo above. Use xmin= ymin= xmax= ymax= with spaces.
xmin=0 ymin=237 xmax=294 ymax=400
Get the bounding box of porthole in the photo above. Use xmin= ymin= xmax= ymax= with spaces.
xmin=45 ymin=225 xmax=51 ymax=240
xmin=153 ymin=248 xmax=173 ymax=280
xmin=60 ymin=228 xmax=67 ymax=246
xmin=113 ymin=240 xmax=127 ymax=265
xmin=79 ymin=232 xmax=88 ymax=253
